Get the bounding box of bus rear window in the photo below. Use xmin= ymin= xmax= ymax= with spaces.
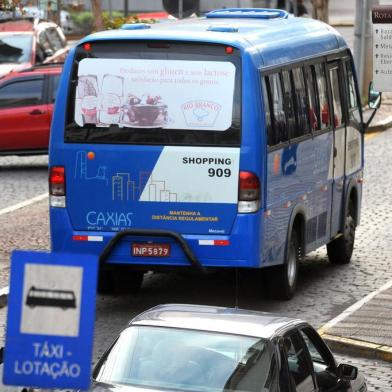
xmin=65 ymin=41 xmax=241 ymax=147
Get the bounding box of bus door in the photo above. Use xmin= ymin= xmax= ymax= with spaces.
xmin=327 ymin=61 xmax=346 ymax=237
xmin=343 ymin=59 xmax=363 ymax=188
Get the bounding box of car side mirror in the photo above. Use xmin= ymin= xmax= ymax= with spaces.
xmin=337 ymin=363 xmax=358 ymax=381
xmin=44 ymin=48 xmax=54 ymax=58
xmin=368 ymin=82 xmax=381 ymax=109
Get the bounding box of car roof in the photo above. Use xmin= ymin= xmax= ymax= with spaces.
xmin=0 ymin=19 xmax=35 ymax=32
xmin=1 ymin=65 xmax=62 ymax=82
xmin=0 ymin=31 xmax=32 ymax=36
xmin=0 ymin=17 xmax=56 ymax=32
xmin=130 ymin=304 xmax=305 ymax=339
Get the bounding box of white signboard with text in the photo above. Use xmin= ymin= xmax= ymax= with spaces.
xmin=373 ymin=6 xmax=392 ymax=92
xmin=75 ymin=59 xmax=236 ymax=131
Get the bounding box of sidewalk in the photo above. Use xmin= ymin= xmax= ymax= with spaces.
xmin=319 ymin=280 xmax=392 ymax=363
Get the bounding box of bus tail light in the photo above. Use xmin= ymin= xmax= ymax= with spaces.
xmin=49 ymin=166 xmax=66 ymax=207
xmin=238 ymin=171 xmax=260 ymax=213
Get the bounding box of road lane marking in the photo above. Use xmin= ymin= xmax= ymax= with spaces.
xmin=318 ymin=278 xmax=392 ymax=335
xmin=0 ymin=194 xmax=49 ymax=307
xmin=0 ymin=193 xmax=48 ymax=217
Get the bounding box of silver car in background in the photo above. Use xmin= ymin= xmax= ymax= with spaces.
xmin=84 ymin=304 xmax=366 ymax=392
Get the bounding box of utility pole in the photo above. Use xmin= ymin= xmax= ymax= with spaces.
xmin=293 ymin=0 xmax=298 ymax=16
xmin=124 ymin=0 xmax=128 ymax=17
xmin=108 ymin=0 xmax=112 ymax=19
xmin=56 ymin=0 xmax=61 ymax=26
xmin=178 ymin=0 xmax=183 ymax=19
xmin=354 ymin=0 xmax=379 ymax=99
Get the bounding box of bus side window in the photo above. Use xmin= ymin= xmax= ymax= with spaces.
xmin=304 ymin=65 xmax=319 ymax=132
xmin=262 ymin=77 xmax=274 ymax=146
xmin=329 ymin=65 xmax=345 ymax=128
xmin=314 ymin=63 xmax=329 ymax=129
xmin=292 ymin=67 xmax=311 ymax=138
xmin=281 ymin=70 xmax=296 ymax=140
xmin=346 ymin=62 xmax=358 ymax=109
xmin=269 ymin=73 xmax=287 ymax=145
xmin=345 ymin=60 xmax=361 ymax=125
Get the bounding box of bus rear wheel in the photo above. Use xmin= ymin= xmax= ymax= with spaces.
xmin=327 ymin=200 xmax=356 ymax=264
xmin=266 ymin=230 xmax=299 ymax=300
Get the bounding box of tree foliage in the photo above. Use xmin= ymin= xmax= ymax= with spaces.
xmin=0 ymin=0 xmax=22 ymax=11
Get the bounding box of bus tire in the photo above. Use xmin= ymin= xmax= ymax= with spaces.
xmin=267 ymin=230 xmax=299 ymax=300
xmin=327 ymin=200 xmax=356 ymax=264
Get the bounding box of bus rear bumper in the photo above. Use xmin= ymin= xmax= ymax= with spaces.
xmin=50 ymin=208 xmax=264 ymax=269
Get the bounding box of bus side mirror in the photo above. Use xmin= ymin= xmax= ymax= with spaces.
xmin=368 ymin=82 xmax=381 ymax=109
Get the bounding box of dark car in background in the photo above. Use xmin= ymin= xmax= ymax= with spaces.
xmin=0 ymin=64 xmax=62 ymax=155
xmin=0 ymin=17 xmax=68 ymax=78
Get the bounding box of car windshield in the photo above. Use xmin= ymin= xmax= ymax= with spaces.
xmin=0 ymin=34 xmax=32 ymax=64
xmin=94 ymin=326 xmax=276 ymax=392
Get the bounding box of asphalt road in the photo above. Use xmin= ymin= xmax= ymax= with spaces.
xmin=0 ymin=155 xmax=48 ymax=211
xmin=1 ymin=129 xmax=392 ymax=389
xmin=1 ymin=13 xmax=392 ymax=390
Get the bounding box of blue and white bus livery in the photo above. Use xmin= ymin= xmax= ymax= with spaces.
xmin=49 ymin=8 xmax=380 ymax=299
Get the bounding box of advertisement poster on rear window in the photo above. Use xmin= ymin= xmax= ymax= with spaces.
xmin=74 ymin=58 xmax=236 ymax=131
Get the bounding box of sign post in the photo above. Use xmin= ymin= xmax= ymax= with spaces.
xmin=372 ymin=5 xmax=392 ymax=92
xmin=3 ymin=251 xmax=98 ymax=390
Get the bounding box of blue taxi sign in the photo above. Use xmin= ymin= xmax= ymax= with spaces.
xmin=3 ymin=251 xmax=98 ymax=390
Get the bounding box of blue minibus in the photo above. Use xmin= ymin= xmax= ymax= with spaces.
xmin=49 ymin=8 xmax=380 ymax=299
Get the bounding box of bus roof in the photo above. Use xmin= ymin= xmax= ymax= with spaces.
xmin=80 ymin=9 xmax=347 ymax=69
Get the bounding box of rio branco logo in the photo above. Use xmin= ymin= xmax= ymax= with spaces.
xmin=181 ymin=100 xmax=222 ymax=127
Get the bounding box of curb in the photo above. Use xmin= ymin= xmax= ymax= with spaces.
xmin=319 ymin=333 xmax=392 ymax=363
xmin=366 ymin=115 xmax=392 ymax=133
xmin=0 ymin=286 xmax=8 ymax=309
xmin=318 ymin=279 xmax=392 ymax=363
xmin=329 ymin=22 xmax=354 ymax=27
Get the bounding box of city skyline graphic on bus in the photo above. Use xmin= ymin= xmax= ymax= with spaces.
xmin=74 ymin=151 xmax=108 ymax=183
xmin=74 ymin=151 xmax=178 ymax=202
xmin=112 ymin=172 xmax=178 ymax=202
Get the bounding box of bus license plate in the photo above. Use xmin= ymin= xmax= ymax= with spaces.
xmin=132 ymin=243 xmax=171 ymax=257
